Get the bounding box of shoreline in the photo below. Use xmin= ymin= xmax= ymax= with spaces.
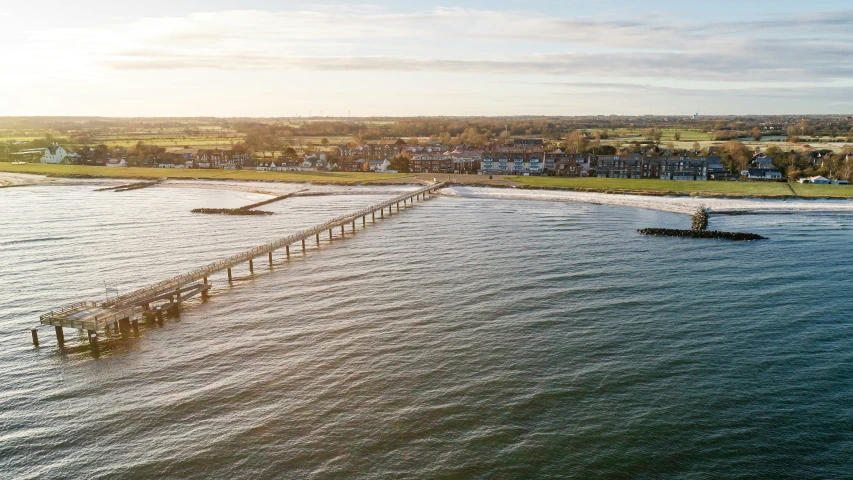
xmin=441 ymin=186 xmax=853 ymax=215
xmin=5 ymin=171 xmax=853 ymax=216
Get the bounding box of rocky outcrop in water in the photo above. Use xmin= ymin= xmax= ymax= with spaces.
xmin=638 ymin=228 xmax=766 ymax=241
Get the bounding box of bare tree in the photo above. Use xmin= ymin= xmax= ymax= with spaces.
xmin=751 ymin=127 xmax=762 ymax=141
xmin=723 ymin=140 xmax=750 ymax=171
xmin=565 ymin=130 xmax=587 ymax=154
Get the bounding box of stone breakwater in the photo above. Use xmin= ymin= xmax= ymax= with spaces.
xmin=638 ymin=228 xmax=767 ymax=241
xmin=692 ymin=208 xmax=709 ymax=231
xmin=191 ymin=191 xmax=304 ymax=215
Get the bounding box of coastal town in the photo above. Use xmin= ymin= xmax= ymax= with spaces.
xmin=8 ymin=135 xmax=852 ymax=186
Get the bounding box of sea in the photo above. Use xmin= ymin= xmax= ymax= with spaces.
xmin=0 ymin=185 xmax=851 ymax=479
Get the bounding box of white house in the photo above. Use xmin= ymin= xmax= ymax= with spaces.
xmin=368 ymin=159 xmax=392 ymax=172
xmin=12 ymin=144 xmax=79 ymax=164
xmin=810 ymin=176 xmax=830 ymax=184
xmin=105 ymin=159 xmax=127 ymax=168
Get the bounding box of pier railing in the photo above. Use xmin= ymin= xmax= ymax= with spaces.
xmin=103 ymin=183 xmax=444 ymax=309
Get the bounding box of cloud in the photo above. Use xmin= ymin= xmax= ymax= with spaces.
xmin=12 ymin=6 xmax=853 ymax=89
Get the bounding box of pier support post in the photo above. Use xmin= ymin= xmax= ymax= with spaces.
xmin=55 ymin=325 xmax=64 ymax=347
xmin=176 ymin=290 xmax=181 ymax=302
xmin=363 ymin=216 xmax=366 ymax=226
xmin=316 ymin=233 xmax=320 ymax=245
xmin=156 ymin=307 xmax=164 ymax=326
xmin=397 ymin=202 xmax=399 ymax=212
xmin=302 ymin=239 xmax=307 ymax=252
xmin=201 ymin=287 xmax=209 ymax=301
xmin=329 ymin=229 xmax=333 ymax=241
xmin=249 ymin=259 xmax=254 ymax=274
xmin=381 ymin=209 xmax=384 ymax=219
xmin=120 ymin=318 xmax=130 ymax=339
xmin=88 ymin=330 xmax=99 ymax=353
xmin=31 ymin=328 xmax=39 ymax=347
xmin=132 ymin=320 xmax=139 ymax=336
xmin=352 ymin=220 xmax=356 ymax=232
xmin=341 ymin=224 xmax=344 ymax=236
xmin=88 ymin=331 xmax=99 ymax=356
xmin=269 ymin=252 xmax=273 ymax=267
xmin=286 ymin=245 xmax=290 ymax=259
xmin=228 ymin=268 xmax=233 ymax=282
xmin=203 ymin=277 xmax=208 ymax=285
xmin=372 ymin=211 xmax=375 ymax=221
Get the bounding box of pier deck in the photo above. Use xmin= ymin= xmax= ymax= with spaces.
xmin=33 ymin=183 xmax=445 ymax=353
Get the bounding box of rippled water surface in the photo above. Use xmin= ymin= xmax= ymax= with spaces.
xmin=1 ymin=185 xmax=852 ymax=479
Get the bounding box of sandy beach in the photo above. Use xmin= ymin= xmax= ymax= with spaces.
xmin=5 ymin=171 xmax=853 ymax=216
xmin=441 ymin=186 xmax=853 ymax=215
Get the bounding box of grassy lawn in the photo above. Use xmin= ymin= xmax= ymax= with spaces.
xmin=0 ymin=162 xmax=414 ymax=185
xmin=506 ymin=176 xmax=835 ymax=197
xmin=790 ymin=183 xmax=853 ymax=198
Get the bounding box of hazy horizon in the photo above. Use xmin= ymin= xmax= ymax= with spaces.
xmin=4 ymin=0 xmax=853 ymax=117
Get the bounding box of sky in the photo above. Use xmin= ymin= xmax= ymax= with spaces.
xmin=2 ymin=0 xmax=853 ymax=117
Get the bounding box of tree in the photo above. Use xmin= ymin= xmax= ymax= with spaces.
xmin=245 ymin=130 xmax=265 ymax=158
xmin=674 ymin=131 xmax=681 ymax=141
xmin=320 ymin=138 xmax=330 ymax=149
xmin=723 ymin=140 xmax=750 ymax=171
xmin=565 ymin=130 xmax=587 ymax=154
xmin=786 ymin=126 xmax=799 ymax=143
xmin=751 ymin=127 xmax=762 ymax=141
xmin=847 ymin=128 xmax=853 ymax=143
xmin=692 ymin=141 xmax=700 ymax=152
xmin=264 ymin=135 xmax=282 ymax=159
xmin=390 ymin=155 xmax=410 ymax=172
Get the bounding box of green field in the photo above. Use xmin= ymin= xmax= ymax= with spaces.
xmin=593 ymin=128 xmax=712 ymax=142
xmin=0 ymin=163 xmax=413 ymax=185
xmin=507 ymin=176 xmax=853 ymax=198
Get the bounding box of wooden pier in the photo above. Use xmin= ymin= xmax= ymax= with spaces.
xmin=33 ymin=183 xmax=445 ymax=354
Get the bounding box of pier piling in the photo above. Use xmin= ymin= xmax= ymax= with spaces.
xmin=329 ymin=229 xmax=333 ymax=241
xmin=286 ymin=245 xmax=290 ymax=258
xmin=31 ymin=329 xmax=38 ymax=347
xmin=249 ymin=259 xmax=254 ymax=274
xmin=372 ymin=211 xmax=375 ymax=221
xmin=227 ymin=268 xmax=233 ymax=282
xmin=363 ymin=215 xmax=366 ymax=226
xmin=269 ymin=252 xmax=273 ymax=266
xmin=132 ymin=320 xmax=139 ymax=336
xmin=88 ymin=331 xmax=99 ymax=356
xmin=341 ymin=225 xmax=344 ymax=236
xmin=302 ymin=239 xmax=306 ymax=252
xmin=156 ymin=307 xmax=164 ymax=326
xmin=55 ymin=326 xmax=64 ymax=347
xmin=316 ymin=233 xmax=320 ymax=245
